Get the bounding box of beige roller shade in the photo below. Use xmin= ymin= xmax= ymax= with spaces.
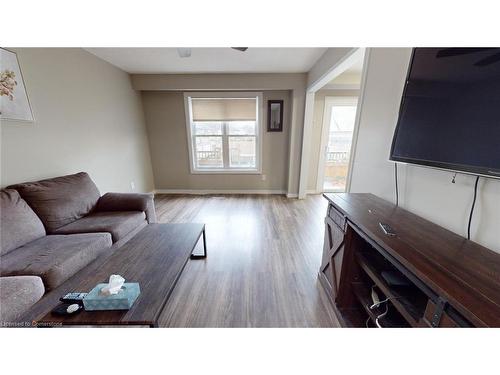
xmin=191 ymin=98 xmax=257 ymax=121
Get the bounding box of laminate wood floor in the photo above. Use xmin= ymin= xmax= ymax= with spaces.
xmin=155 ymin=194 xmax=340 ymax=327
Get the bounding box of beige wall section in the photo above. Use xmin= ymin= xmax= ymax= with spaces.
xmin=131 ymin=73 xmax=306 ymax=92
xmin=142 ymin=90 xmax=291 ymax=191
xmin=1 ymin=48 xmax=154 ymax=193
xmin=349 ymin=48 xmax=500 ymax=252
xmin=132 ymin=73 xmax=307 ymax=195
xmin=326 ymin=72 xmax=362 ymax=85
xmin=307 ymin=89 xmax=360 ymax=192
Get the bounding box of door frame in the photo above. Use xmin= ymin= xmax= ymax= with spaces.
xmin=316 ymin=96 xmax=359 ymax=193
xmin=344 ymin=49 xmax=371 ymax=193
xmin=298 ymin=48 xmax=368 ymax=199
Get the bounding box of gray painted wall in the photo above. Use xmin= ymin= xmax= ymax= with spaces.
xmin=1 ymin=48 xmax=154 ymax=193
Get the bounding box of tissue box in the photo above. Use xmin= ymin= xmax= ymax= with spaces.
xmin=83 ymin=283 xmax=140 ymax=311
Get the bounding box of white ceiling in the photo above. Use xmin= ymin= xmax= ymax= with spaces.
xmin=85 ymin=48 xmax=327 ymax=74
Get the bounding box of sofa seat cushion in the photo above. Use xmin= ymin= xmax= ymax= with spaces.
xmin=1 ymin=189 xmax=46 ymax=256
xmin=0 ymin=276 xmax=45 ymax=323
xmin=8 ymin=172 xmax=101 ymax=232
xmin=52 ymin=211 xmax=146 ymax=243
xmin=0 ymin=233 xmax=112 ymax=291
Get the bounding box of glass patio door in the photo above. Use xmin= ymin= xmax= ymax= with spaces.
xmin=321 ymin=97 xmax=358 ymax=192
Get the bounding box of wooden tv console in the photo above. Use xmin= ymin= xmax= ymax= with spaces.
xmin=319 ymin=193 xmax=500 ymax=327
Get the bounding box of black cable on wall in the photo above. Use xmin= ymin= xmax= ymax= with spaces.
xmin=395 ymin=167 xmax=482 ymax=241
xmin=394 ymin=163 xmax=399 ymax=206
xmin=467 ymin=176 xmax=480 ymax=241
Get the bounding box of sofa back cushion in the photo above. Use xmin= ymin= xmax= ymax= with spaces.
xmin=1 ymin=189 xmax=46 ymax=255
xmin=8 ymin=172 xmax=101 ymax=232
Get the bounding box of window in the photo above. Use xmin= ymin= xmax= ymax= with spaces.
xmin=185 ymin=92 xmax=262 ymax=173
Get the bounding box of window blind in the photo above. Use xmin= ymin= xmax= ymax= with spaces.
xmin=191 ymin=98 xmax=257 ymax=121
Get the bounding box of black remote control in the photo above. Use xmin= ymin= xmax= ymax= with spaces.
xmin=379 ymin=222 xmax=396 ymax=236
xmin=52 ymin=303 xmax=83 ymax=316
xmin=60 ymin=292 xmax=88 ymax=305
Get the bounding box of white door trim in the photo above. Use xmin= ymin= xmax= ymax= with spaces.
xmin=297 ymin=91 xmax=316 ymax=199
xmin=345 ymin=48 xmax=371 ymax=193
xmin=315 ymin=97 xmax=332 ymax=193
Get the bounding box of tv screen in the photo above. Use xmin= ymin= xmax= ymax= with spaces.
xmin=390 ymin=48 xmax=500 ymax=178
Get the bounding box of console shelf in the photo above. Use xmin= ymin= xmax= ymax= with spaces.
xmin=356 ymin=252 xmax=426 ymax=327
xmin=351 ymin=282 xmax=409 ymax=328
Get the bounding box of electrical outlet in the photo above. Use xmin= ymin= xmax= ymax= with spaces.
xmin=130 ymin=181 xmax=136 ymax=191
xmin=261 ymin=174 xmax=266 ymax=181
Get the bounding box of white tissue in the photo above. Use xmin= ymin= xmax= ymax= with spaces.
xmin=100 ymin=274 xmax=125 ymax=296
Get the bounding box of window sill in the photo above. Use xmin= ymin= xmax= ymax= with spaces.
xmin=191 ymin=169 xmax=262 ymax=175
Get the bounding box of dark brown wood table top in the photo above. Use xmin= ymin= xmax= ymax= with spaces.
xmin=38 ymin=223 xmax=205 ymax=327
xmin=324 ymin=193 xmax=500 ymax=327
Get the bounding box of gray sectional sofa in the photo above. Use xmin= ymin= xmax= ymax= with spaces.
xmin=0 ymin=172 xmax=156 ymax=323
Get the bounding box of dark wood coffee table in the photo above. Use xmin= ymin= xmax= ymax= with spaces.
xmin=38 ymin=223 xmax=206 ymax=327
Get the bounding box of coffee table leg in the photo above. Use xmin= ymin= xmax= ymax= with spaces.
xmin=190 ymin=227 xmax=207 ymax=259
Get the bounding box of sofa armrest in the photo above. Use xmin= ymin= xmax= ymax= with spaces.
xmin=96 ymin=193 xmax=157 ymax=223
xmin=0 ymin=276 xmax=45 ymax=322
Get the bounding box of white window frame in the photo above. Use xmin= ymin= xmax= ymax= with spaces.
xmin=184 ymin=91 xmax=263 ymax=174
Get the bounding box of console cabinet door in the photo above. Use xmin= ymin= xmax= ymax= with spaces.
xmin=320 ymin=205 xmax=346 ymax=300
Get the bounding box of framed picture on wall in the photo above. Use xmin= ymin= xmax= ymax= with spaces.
xmin=267 ymin=100 xmax=283 ymax=132
xmin=0 ymin=48 xmax=34 ymax=122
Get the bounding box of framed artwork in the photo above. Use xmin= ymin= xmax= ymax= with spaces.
xmin=267 ymin=100 xmax=283 ymax=132
xmin=0 ymin=48 xmax=34 ymax=122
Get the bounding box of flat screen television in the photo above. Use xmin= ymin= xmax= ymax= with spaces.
xmin=390 ymin=48 xmax=500 ymax=179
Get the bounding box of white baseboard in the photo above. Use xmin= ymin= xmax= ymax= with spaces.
xmin=154 ymin=189 xmax=287 ymax=195
xmin=306 ymin=189 xmax=321 ymax=195
xmin=287 ymin=191 xmax=320 ymax=199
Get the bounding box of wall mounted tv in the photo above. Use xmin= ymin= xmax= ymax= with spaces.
xmin=390 ymin=48 xmax=500 ymax=179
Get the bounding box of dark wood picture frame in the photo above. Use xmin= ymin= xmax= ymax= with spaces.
xmin=267 ymin=100 xmax=284 ymax=132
